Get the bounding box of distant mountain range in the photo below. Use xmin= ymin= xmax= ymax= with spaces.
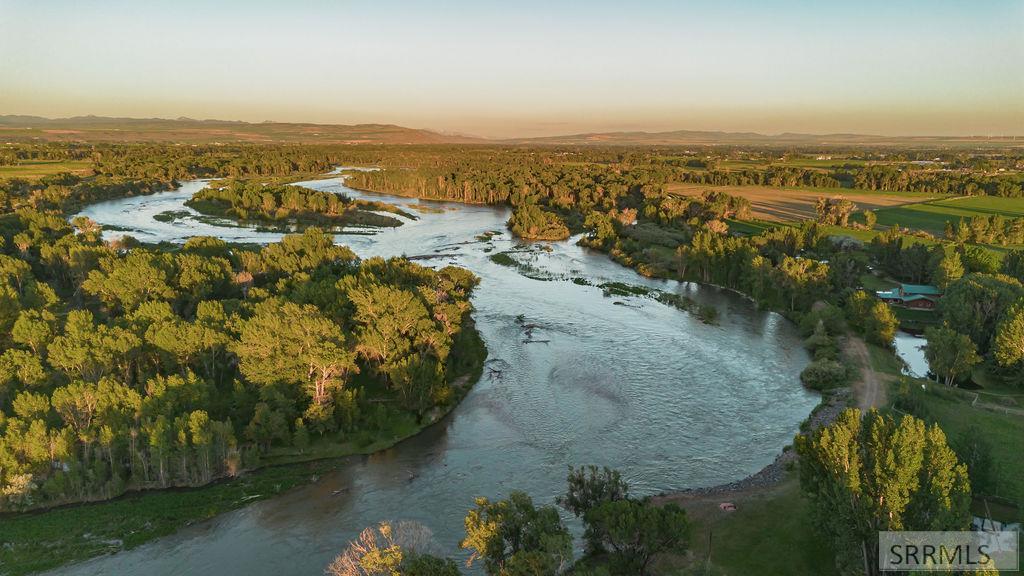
xmin=0 ymin=115 xmax=483 ymax=145
xmin=0 ymin=115 xmax=1017 ymax=146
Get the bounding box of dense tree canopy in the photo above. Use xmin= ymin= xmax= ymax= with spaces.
xmin=0 ymin=222 xmax=481 ymax=511
xmin=186 ymin=179 xmax=411 ymax=230
xmin=796 ymin=409 xmax=971 ymax=575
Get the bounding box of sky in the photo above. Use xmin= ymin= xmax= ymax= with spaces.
xmin=1 ymin=0 xmax=1022 ymax=138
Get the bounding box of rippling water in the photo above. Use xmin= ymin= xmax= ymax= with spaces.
xmin=55 ymin=174 xmax=819 ymax=575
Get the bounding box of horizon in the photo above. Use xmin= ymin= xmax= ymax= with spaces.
xmin=4 ymin=113 xmax=1024 ymax=141
xmin=2 ymin=0 xmax=1022 ymax=138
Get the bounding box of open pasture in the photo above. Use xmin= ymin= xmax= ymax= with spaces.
xmin=868 ymin=195 xmax=1024 ymax=234
xmin=0 ymin=159 xmax=93 ymax=180
xmin=665 ymin=182 xmax=939 ymax=222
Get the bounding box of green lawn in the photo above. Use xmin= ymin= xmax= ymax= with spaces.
xmin=656 ymin=474 xmax=838 ymax=576
xmin=0 ymin=160 xmax=93 ymax=180
xmin=858 ymin=273 xmax=899 ymax=292
xmin=574 ymin=473 xmax=840 ymax=575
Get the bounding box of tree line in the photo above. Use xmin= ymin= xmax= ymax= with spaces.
xmin=186 ymin=179 xmax=410 ymax=229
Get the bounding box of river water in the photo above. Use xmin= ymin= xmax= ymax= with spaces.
xmin=56 ymin=174 xmax=819 ymax=575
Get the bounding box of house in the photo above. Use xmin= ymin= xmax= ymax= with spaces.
xmin=876 ymin=283 xmax=942 ymax=309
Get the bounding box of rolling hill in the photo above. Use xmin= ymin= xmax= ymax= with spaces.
xmin=0 ymin=115 xmax=1018 ymax=147
xmin=0 ymin=115 xmax=484 ymax=145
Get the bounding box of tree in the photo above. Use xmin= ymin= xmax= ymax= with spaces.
xmin=776 ymin=256 xmax=830 ymax=312
xmin=11 ymin=309 xmax=56 ymax=356
xmin=507 ymin=203 xmax=570 ymax=241
xmin=557 ymin=465 xmax=629 ymax=553
xmin=863 ymin=209 xmax=877 ymax=229
xmin=940 ymin=273 xmax=1024 ymax=353
xmin=253 ymin=227 xmax=356 ymax=276
xmin=846 ymin=291 xmax=898 ymax=347
xmin=583 ymin=499 xmax=690 ymax=576
xmin=558 ymin=465 xmax=630 ymax=518
xmin=799 ymin=358 xmax=849 ymax=390
xmin=82 ymin=250 xmax=177 ymax=312
xmin=402 ymin=555 xmax=460 ymax=576
xmin=327 ymin=521 xmax=433 ymax=576
xmin=47 ymin=310 xmax=141 ymax=383
xmin=814 ymin=196 xmax=857 ymax=227
xmin=924 ymin=326 xmax=981 ymax=386
xmin=461 ymin=491 xmax=571 ymax=575
xmin=993 ymin=301 xmax=1024 ymax=382
xmin=1001 ymin=249 xmax=1024 ymax=283
xmin=796 ymin=409 xmax=971 ymax=575
xmin=927 ymin=245 xmax=964 ymax=289
xmin=959 ymin=245 xmax=1000 ymax=274
xmin=234 ymin=300 xmax=357 ymax=432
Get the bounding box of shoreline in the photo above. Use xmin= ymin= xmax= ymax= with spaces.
xmin=654 ymin=388 xmax=850 ymax=503
xmin=332 ymin=178 xmax=839 ymax=503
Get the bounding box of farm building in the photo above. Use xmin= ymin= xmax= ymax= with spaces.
xmin=876 ymin=283 xmax=942 ymax=309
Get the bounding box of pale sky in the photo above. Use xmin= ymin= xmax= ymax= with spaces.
xmin=1 ymin=0 xmax=1022 ymax=138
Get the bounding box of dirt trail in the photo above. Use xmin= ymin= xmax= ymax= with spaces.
xmin=846 ymin=336 xmax=887 ymax=411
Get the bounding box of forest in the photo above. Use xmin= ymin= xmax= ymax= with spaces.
xmin=0 ymin=221 xmax=482 ymax=511
xmin=0 ymin=143 xmax=488 ymax=512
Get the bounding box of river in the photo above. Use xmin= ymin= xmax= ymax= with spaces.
xmin=55 ymin=173 xmax=819 ymax=575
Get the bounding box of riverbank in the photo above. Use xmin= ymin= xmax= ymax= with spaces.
xmin=654 ymin=388 xmax=850 ymax=502
xmin=0 ymin=320 xmax=487 ymax=576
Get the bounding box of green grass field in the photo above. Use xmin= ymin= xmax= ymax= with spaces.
xmin=0 ymin=160 xmax=93 ymax=180
xmin=650 ymin=473 xmax=838 ymax=576
xmin=866 ymin=196 xmax=1024 ymax=236
xmin=900 ymin=383 xmax=1024 ymax=509
xmin=773 ymin=158 xmax=872 ymax=169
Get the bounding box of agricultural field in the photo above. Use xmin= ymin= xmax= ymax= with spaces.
xmin=866 ymin=195 xmax=1024 ymax=235
xmin=665 ymin=182 xmax=940 ymax=222
xmin=0 ymin=159 xmax=93 ymax=180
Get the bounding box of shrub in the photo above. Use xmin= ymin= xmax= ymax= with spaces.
xmin=800 ymin=359 xmax=849 ymax=390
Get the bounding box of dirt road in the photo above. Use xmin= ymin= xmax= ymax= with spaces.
xmin=846 ymin=336 xmax=887 ymax=411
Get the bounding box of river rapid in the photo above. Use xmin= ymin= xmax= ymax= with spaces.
xmin=56 ymin=173 xmax=820 ymax=575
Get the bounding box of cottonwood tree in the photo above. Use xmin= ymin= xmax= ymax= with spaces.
xmin=940 ymin=273 xmax=1024 ymax=353
xmin=796 ymin=409 xmax=971 ymax=576
xmin=846 ymin=291 xmax=898 ymax=347
xmin=994 ymin=301 xmax=1024 ymax=387
xmin=234 ymin=300 xmax=357 ymax=433
xmin=82 ymin=250 xmax=177 ymax=312
xmin=928 ymin=245 xmax=964 ymax=289
xmin=924 ymin=326 xmax=981 ymax=386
